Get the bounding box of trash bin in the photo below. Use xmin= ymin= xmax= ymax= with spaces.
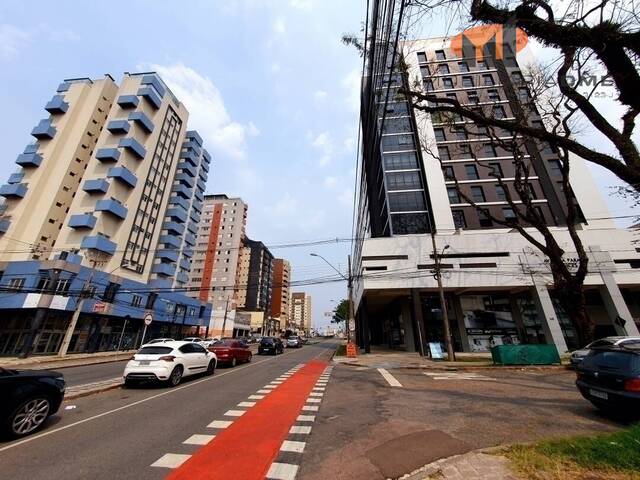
xmin=491 ymin=344 xmax=561 ymax=365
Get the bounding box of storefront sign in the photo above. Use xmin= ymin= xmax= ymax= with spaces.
xmin=429 ymin=342 xmax=444 ymax=359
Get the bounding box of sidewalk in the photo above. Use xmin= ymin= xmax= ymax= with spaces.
xmin=1 ymin=350 xmax=138 ymax=370
xmin=404 ymin=451 xmax=518 ymax=480
xmin=332 ymin=346 xmax=566 ymax=370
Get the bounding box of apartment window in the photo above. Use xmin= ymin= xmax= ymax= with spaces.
xmin=387 ymin=172 xmax=422 ymax=190
xmin=489 ymin=162 xmax=503 ymax=177
xmin=424 ymin=79 xmax=434 ymax=91
xmin=438 ymin=64 xmax=450 ymax=75
xmin=131 ymin=295 xmax=143 ymax=308
xmin=387 ymin=191 xmax=426 ymax=212
xmin=512 ymin=71 xmax=525 ymax=83
xmin=482 ymin=74 xmax=495 ymax=86
xmin=36 ymin=276 xmax=51 ymax=292
xmin=459 ymin=144 xmax=471 ymax=156
xmin=493 ymin=105 xmax=507 ymax=119
xmin=465 ymin=164 xmax=479 ymax=180
xmin=458 ymin=62 xmax=469 ymax=72
xmin=442 ymin=166 xmax=455 ymax=180
xmin=9 ymin=278 xmax=25 ymax=291
xmin=471 ymin=186 xmax=486 ymax=202
xmin=503 ymin=207 xmax=518 ymax=222
xmin=495 ymin=185 xmax=507 ymax=201
xmin=478 ymin=209 xmax=493 ymax=227
xmin=384 ymin=152 xmax=418 ymax=170
xmin=462 ymin=76 xmax=474 ymax=87
xmin=438 ymin=146 xmax=450 ymax=160
xmin=452 ymin=210 xmax=466 ymax=229
xmin=534 ymin=206 xmax=545 ymax=222
xmin=518 ymin=87 xmax=530 ymax=101
xmin=435 ymin=50 xmax=446 ymax=60
xmin=483 ymin=143 xmax=497 ymax=157
xmin=467 ymin=91 xmax=479 ymax=104
xmin=477 ymin=60 xmax=488 ymax=70
xmin=434 ymin=128 xmax=446 ymax=141
xmin=487 ymin=89 xmax=500 ymax=101
xmin=453 ymin=127 xmax=468 ymax=140
xmin=526 ymin=183 xmax=538 ymax=199
xmin=442 ymin=78 xmax=454 ymax=89
xmin=102 ymin=282 xmax=120 ymax=303
xmin=542 ymin=144 xmax=556 ymax=156
xmin=447 ymin=187 xmax=460 ymax=203
xmin=417 ymin=52 xmax=427 ymax=63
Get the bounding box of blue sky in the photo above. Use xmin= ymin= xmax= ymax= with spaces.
xmin=0 ymin=0 xmax=364 ymax=331
xmin=0 ymin=1 xmax=635 ymax=331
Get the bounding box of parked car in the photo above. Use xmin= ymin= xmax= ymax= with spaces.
xmin=570 ymin=336 xmax=640 ymax=366
xmin=1 ymin=368 xmax=65 ymax=438
xmin=145 ymin=338 xmax=175 ymax=345
xmin=287 ymin=336 xmax=302 ymax=348
xmin=183 ymin=337 xmax=206 ymax=346
xmin=208 ymin=339 xmax=252 ymax=367
xmin=202 ymin=338 xmax=218 ymax=348
xmin=299 ymin=336 xmax=309 ymax=345
xmin=123 ymin=341 xmax=217 ymax=387
xmin=258 ymin=337 xmax=284 ymax=355
xmin=576 ymin=342 xmax=640 ymax=414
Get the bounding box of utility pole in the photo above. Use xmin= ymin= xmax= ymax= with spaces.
xmin=431 ymin=233 xmax=455 ymax=361
xmin=347 ymin=254 xmax=354 ymax=344
xmin=220 ymin=297 xmax=230 ymax=338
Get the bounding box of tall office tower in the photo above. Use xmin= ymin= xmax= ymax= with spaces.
xmin=352 ymin=15 xmax=640 ymax=355
xmin=270 ymin=259 xmax=291 ymax=328
xmin=290 ymin=292 xmax=311 ymax=332
xmin=0 ymin=73 xmax=212 ymax=356
xmin=241 ymin=239 xmax=274 ymax=313
xmin=188 ymin=194 xmax=248 ymax=335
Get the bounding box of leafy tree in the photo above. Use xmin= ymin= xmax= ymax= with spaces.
xmin=332 ymin=299 xmax=349 ymax=324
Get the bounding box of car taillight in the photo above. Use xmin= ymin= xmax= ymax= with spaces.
xmin=624 ymin=378 xmax=640 ymax=392
xmin=159 ymin=355 xmax=176 ymax=362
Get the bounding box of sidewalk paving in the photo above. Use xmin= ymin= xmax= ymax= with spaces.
xmin=404 ymin=451 xmax=518 ymax=480
xmin=1 ymin=350 xmax=138 ymax=370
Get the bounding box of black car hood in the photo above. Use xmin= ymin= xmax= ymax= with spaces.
xmin=0 ymin=368 xmax=64 ymax=379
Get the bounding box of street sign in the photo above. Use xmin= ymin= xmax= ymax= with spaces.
xmin=144 ymin=313 xmax=153 ymax=326
xmin=93 ymin=302 xmax=106 ymax=313
xmin=349 ymin=319 xmax=356 ymax=331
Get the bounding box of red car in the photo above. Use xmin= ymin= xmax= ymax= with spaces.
xmin=208 ymin=339 xmax=252 ymax=367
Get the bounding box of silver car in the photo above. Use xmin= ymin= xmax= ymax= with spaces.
xmin=570 ymin=336 xmax=640 ymax=366
xmin=286 ymin=336 xmax=301 ymax=348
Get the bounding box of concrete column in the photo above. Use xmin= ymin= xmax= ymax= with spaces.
xmin=411 ymin=289 xmax=428 ymax=356
xmin=531 ymin=283 xmax=568 ymax=353
xmin=452 ymin=296 xmax=471 ymax=352
xmin=361 ymin=297 xmax=371 ymax=353
xmin=599 ymin=272 xmax=640 ymax=336
xmin=509 ymin=296 xmax=528 ymax=343
xmin=401 ymin=298 xmax=416 ymax=353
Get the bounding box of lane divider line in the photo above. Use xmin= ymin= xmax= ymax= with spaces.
xmin=377 ymin=368 xmax=403 ymax=387
xmin=183 ymin=434 xmax=215 ymax=446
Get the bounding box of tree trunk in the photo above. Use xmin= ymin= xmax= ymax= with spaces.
xmin=555 ymin=286 xmax=594 ymax=347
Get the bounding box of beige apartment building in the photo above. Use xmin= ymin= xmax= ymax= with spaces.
xmin=290 ymin=292 xmax=312 ymax=333
xmin=270 ymin=259 xmax=291 ymax=328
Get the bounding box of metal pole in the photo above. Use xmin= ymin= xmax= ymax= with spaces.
xmin=221 ymin=297 xmax=229 ymax=338
xmin=431 ymin=232 xmax=455 ymax=361
xmin=116 ymin=318 xmax=128 ymax=352
xmin=59 ymin=260 xmax=97 ymax=357
xmin=348 ymin=254 xmax=355 ymax=346
xmin=140 ymin=324 xmax=148 ymax=347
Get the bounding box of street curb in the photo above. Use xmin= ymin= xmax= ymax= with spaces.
xmin=64 ymin=382 xmax=123 ymax=400
xmin=2 ymin=352 xmax=137 ymax=371
xmin=337 ymin=361 xmax=566 ymax=371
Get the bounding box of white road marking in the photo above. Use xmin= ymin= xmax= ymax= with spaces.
xmin=207 ymin=420 xmax=233 ymax=429
xmin=280 ymin=440 xmax=306 ymax=453
xmin=289 ymin=425 xmax=312 ymax=434
xmin=309 ymin=392 xmax=323 ymax=397
xmin=238 ymin=401 xmax=256 ymax=407
xmin=302 ymin=405 xmax=319 ymax=412
xmin=377 ymin=368 xmax=402 ymax=387
xmin=266 ymin=462 xmax=299 ymax=480
xmin=257 ymin=389 xmax=271 ymax=394
xmin=248 ymin=394 xmax=265 ymax=400
xmin=183 ymin=434 xmax=215 ymax=445
xmin=306 ymin=398 xmax=321 ymax=403
xmin=224 ymin=410 xmax=246 ymax=417
xmin=270 ymin=380 xmax=283 ymax=385
xmin=423 ymin=372 xmax=493 ymax=380
xmin=297 ymin=415 xmax=315 ymax=422
xmin=150 ymin=453 xmax=191 ymax=468
xmin=263 ymin=385 xmax=277 ymax=389
xmin=312 ymin=387 xmax=325 ymax=392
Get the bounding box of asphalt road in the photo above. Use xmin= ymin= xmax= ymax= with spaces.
xmin=53 ymin=360 xmax=130 ymax=387
xmin=0 ymin=340 xmax=337 ymax=480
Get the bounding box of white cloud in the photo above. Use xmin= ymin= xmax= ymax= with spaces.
xmin=314 ymin=90 xmax=328 ymax=105
xmin=323 ymin=176 xmax=338 ymax=188
xmin=247 ymin=121 xmax=260 ymax=136
xmin=148 ymin=63 xmax=254 ymax=160
xmin=0 ymin=24 xmax=32 ymax=60
xmin=273 ymin=17 xmax=286 ymax=34
xmin=290 ymin=0 xmax=313 ymax=9
xmin=310 ymin=131 xmax=333 ymax=167
xmin=338 ymin=189 xmax=354 ymax=207
xmin=343 ymin=68 xmax=361 ymax=113
xmin=272 ymin=192 xmax=298 ymax=216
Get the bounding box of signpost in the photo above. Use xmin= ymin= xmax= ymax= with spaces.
xmin=140 ymin=313 xmax=153 ymax=347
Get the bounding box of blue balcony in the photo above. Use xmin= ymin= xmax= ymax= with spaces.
xmin=159 ymin=234 xmax=181 ymax=249
xmin=186 ymin=221 xmax=198 ymax=235
xmin=0 ymin=183 xmax=27 ymax=198
xmin=166 ymin=207 xmax=187 ymax=223
xmin=198 ymin=169 xmax=208 ymax=182
xmin=45 ymin=95 xmax=69 ymax=114
xmin=81 ymin=235 xmax=116 ymax=256
xmin=141 ymin=75 xmax=166 ymax=97
xmin=95 ymin=148 xmax=120 ymax=163
xmin=186 ymin=130 xmax=203 ymax=146
xmin=8 ymin=172 xmax=24 ymax=184
xmin=184 ymin=233 xmax=196 ymax=246
xmin=156 ymin=249 xmax=179 ymax=262
xmin=191 ymin=200 xmax=202 ymax=214
xmin=196 ymin=178 xmax=206 ymax=192
xmin=0 ymin=218 xmax=10 ymax=233
xmin=182 ymin=248 xmax=193 ymax=258
xmin=163 ymin=221 xmax=185 ymax=236
xmin=189 ymin=209 xmax=200 ymax=223
xmin=172 ymin=184 xmax=192 ymax=199
xmin=180 ymin=150 xmax=199 ymax=166
xmin=194 ymin=189 xmax=204 ymax=202
xmin=176 ymin=271 xmax=189 ymax=284
xmin=68 ymin=213 xmax=97 ymax=229
xmin=201 ymin=155 xmax=210 ymax=173
xmin=179 ymin=257 xmax=190 ymax=271
xmin=119 ymin=137 xmax=146 ymax=159
xmin=83 ymin=178 xmax=110 ymax=194
xmin=183 ymin=140 xmax=202 ymax=156
xmin=169 ymin=195 xmax=190 ymax=210
xmin=152 ymin=263 xmax=176 ymax=277
xmin=57 ymin=82 xmax=71 ymax=93
xmin=175 ymin=172 xmax=195 ymax=188
xmin=137 ymin=87 xmax=162 ymax=109
xmin=107 ymin=120 xmax=130 ymax=134
xmin=178 ymin=162 xmax=197 ymax=177
xmin=96 ymin=199 xmax=127 ymax=219
xmin=128 ymin=111 xmax=154 ymax=133
xmin=16 ymin=151 xmax=43 ymax=167
xmin=202 ymin=149 xmax=211 ymax=164
xmin=31 ymin=119 xmax=56 ymax=140
xmin=107 ymin=166 xmax=137 ymax=188
xmin=117 ymin=95 xmax=139 ymax=109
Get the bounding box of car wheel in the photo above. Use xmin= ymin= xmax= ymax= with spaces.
xmin=7 ymin=396 xmax=51 ymax=438
xmin=247 ymin=353 xmax=252 ymax=363
xmin=206 ymin=360 xmax=215 ymax=376
xmin=167 ymin=366 xmax=183 ymax=387
xmin=230 ymin=357 xmax=237 ymax=368
xmin=124 ymin=378 xmax=137 ymax=388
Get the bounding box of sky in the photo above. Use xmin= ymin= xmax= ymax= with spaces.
xmin=0 ymin=1 xmax=635 ymax=332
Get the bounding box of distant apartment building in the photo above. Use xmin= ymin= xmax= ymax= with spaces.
xmin=188 ymin=194 xmax=248 ymax=337
xmin=0 ymin=72 xmax=211 ymax=356
xmin=270 ymin=259 xmax=291 ymax=328
xmin=240 ymin=239 xmax=274 ymax=312
xmin=290 ymin=292 xmax=312 ymax=332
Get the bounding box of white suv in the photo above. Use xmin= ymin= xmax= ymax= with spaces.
xmin=123 ymin=341 xmax=217 ymax=387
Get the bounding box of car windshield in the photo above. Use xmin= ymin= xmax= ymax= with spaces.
xmin=587 ymin=339 xmax=614 ymax=348
xmin=261 ymin=338 xmax=275 ymax=345
xmin=138 ymin=346 xmax=173 ymax=355
xmin=289 ymin=337 xmax=298 ymax=340
xmin=584 ymin=350 xmax=640 ymax=372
